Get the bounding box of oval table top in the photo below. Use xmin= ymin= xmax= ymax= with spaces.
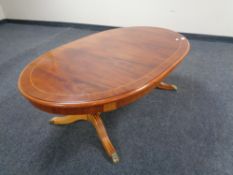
xmin=18 ymin=27 xmax=190 ymax=114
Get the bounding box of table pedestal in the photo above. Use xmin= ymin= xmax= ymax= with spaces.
xmin=50 ymin=82 xmax=176 ymax=163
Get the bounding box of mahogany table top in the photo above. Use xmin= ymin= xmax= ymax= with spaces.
xmin=18 ymin=27 xmax=190 ymax=114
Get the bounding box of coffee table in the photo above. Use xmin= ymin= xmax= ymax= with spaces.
xmin=18 ymin=27 xmax=190 ymax=163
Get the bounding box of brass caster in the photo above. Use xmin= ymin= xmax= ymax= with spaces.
xmin=156 ymin=82 xmax=178 ymax=91
xmin=49 ymin=118 xmax=57 ymax=124
xmin=171 ymin=84 xmax=178 ymax=90
xmin=111 ymin=153 xmax=120 ymax=163
xmin=49 ymin=119 xmax=55 ymax=124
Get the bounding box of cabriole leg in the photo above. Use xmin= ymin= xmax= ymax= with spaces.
xmin=87 ymin=113 xmax=120 ymax=163
xmin=49 ymin=114 xmax=88 ymax=125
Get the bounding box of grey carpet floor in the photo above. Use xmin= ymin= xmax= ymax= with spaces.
xmin=0 ymin=23 xmax=233 ymax=175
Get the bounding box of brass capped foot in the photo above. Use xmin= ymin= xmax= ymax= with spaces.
xmin=156 ymin=81 xmax=177 ymax=91
xmin=112 ymin=152 xmax=120 ymax=163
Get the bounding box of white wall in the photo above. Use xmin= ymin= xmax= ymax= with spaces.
xmin=0 ymin=4 xmax=5 ymax=20
xmin=1 ymin=0 xmax=233 ymax=36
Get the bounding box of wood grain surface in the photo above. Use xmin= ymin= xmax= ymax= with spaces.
xmin=18 ymin=27 xmax=190 ymax=114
